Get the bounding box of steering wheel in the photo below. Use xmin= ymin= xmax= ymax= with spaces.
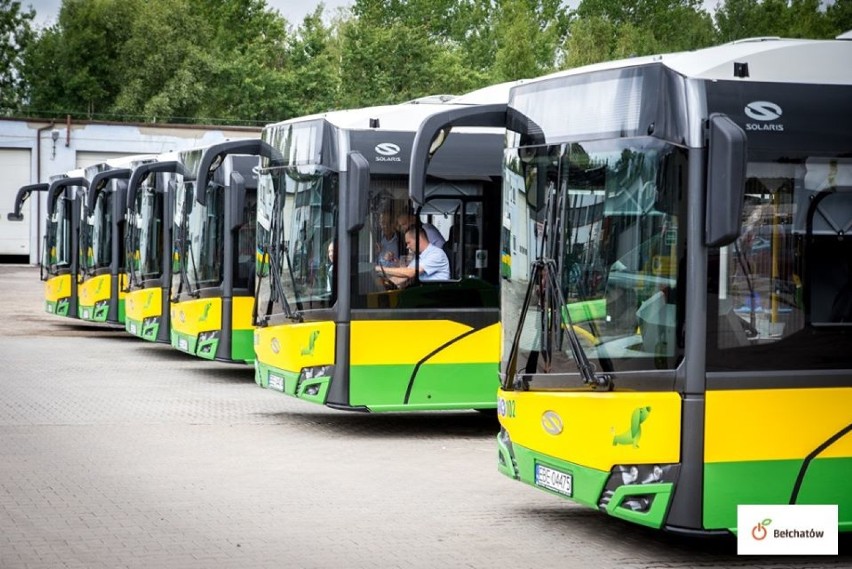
xmin=376 ymin=263 xmax=398 ymax=290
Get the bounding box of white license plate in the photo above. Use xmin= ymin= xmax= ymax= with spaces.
xmin=178 ymin=337 xmax=188 ymax=351
xmin=535 ymin=464 xmax=573 ymax=497
xmin=82 ymin=309 xmax=90 ymax=319
xmin=268 ymin=374 xmax=284 ymax=391
xmin=129 ymin=323 xmax=138 ymax=335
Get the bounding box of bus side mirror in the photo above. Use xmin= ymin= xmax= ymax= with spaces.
xmin=9 ymin=184 xmax=47 ymax=221
xmin=705 ymin=113 xmax=747 ymax=247
xmin=346 ymin=151 xmax=370 ymax=234
xmin=230 ymin=172 xmax=246 ymax=232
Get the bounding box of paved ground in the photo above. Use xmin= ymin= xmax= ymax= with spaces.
xmin=0 ymin=264 xmax=849 ymax=569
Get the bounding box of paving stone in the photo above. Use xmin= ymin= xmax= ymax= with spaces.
xmin=0 ymin=265 xmax=848 ymax=568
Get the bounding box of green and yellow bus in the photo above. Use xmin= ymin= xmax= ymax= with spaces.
xmin=78 ymin=157 xmax=154 ymax=324
xmin=170 ymin=139 xmax=272 ymax=363
xmin=253 ymin=88 xmax=515 ymax=411
xmin=36 ymin=171 xmax=89 ymax=318
xmin=411 ymin=37 xmax=852 ymax=533
xmin=124 ymin=154 xmax=189 ymax=343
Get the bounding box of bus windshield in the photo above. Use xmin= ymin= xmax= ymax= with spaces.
xmin=89 ymin=190 xmax=113 ymax=271
xmin=256 ymin=165 xmax=337 ymax=320
xmin=503 ymin=137 xmax=686 ymax=386
xmin=45 ymin=194 xmax=72 ymax=273
xmin=707 ymin=153 xmax=852 ymax=371
xmin=184 ymin=180 xmax=225 ymax=293
xmin=171 ymin=181 xmax=191 ymax=298
xmin=78 ymin=192 xmax=94 ymax=276
xmin=128 ymin=186 xmax=164 ymax=284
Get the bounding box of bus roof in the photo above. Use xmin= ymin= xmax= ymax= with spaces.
xmin=525 ymin=37 xmax=852 ymax=87
xmin=264 ymin=81 xmax=522 ymax=134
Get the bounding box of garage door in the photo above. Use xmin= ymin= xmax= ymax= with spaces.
xmin=76 ymin=151 xmax=132 ymax=169
xmin=0 ymin=148 xmax=33 ymax=256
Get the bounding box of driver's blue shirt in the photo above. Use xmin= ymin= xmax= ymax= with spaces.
xmin=409 ymin=244 xmax=450 ymax=281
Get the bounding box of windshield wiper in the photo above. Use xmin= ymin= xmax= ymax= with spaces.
xmin=171 ymin=223 xmax=192 ymax=302
xmin=507 ymin=174 xmax=611 ymax=391
xmin=543 ymin=258 xmax=611 ymax=390
xmin=123 ymin=224 xmax=136 ymax=292
xmin=281 ymin=245 xmax=305 ymax=315
xmin=507 ymin=258 xmax=611 ymax=392
xmin=263 ymin=240 xmax=299 ymax=322
xmin=183 ymin=237 xmax=202 ymax=298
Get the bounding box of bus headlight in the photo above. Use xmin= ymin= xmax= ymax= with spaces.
xmin=598 ymin=464 xmax=678 ymax=513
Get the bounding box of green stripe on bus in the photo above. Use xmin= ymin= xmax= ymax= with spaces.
xmin=350 ymin=362 xmax=499 ymax=409
xmin=704 ymin=456 xmax=852 ymax=531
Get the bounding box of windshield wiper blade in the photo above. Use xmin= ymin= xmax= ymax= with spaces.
xmin=507 ymin=258 xmax=612 ymax=392
xmin=282 ymin=242 xmax=304 ymax=313
xmin=184 ymin=240 xmax=201 ymax=298
xmin=263 ymin=241 xmax=298 ymax=322
xmin=172 ymin=228 xmax=192 ymax=302
xmin=124 ymin=228 xmax=136 ymax=292
xmin=541 ymin=258 xmax=611 ymax=390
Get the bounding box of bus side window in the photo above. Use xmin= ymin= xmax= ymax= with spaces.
xmin=815 ymin=241 xmax=852 ymax=324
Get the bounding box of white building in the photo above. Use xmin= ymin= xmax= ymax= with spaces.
xmin=0 ymin=118 xmax=261 ymax=263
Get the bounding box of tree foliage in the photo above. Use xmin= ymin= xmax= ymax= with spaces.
xmin=715 ymin=0 xmax=838 ymax=42
xmin=565 ymin=0 xmax=715 ymax=67
xmin=14 ymin=0 xmax=851 ymax=125
xmin=0 ymin=0 xmax=35 ymax=114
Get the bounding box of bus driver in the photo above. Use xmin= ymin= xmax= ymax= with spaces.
xmin=376 ymin=227 xmax=450 ymax=287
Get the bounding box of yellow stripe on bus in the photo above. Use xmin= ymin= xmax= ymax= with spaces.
xmin=232 ymin=296 xmax=255 ymax=330
xmin=705 ymin=387 xmax=852 ymax=463
xmin=350 ymin=321 xmax=500 ymax=366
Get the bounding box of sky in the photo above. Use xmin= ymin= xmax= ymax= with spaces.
xmin=23 ymin=0 xmax=353 ymax=28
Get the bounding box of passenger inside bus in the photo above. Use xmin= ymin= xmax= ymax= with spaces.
xmin=397 ymin=213 xmax=445 ymax=248
xmin=376 ymin=210 xmax=403 ymax=266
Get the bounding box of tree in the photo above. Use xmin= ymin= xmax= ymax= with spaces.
xmin=716 ymin=0 xmax=778 ymax=41
xmin=564 ymin=0 xmax=714 ymax=68
xmin=113 ymin=0 xmax=292 ymax=124
xmin=826 ymin=0 xmax=852 ymax=35
xmin=0 ymin=0 xmax=35 ymax=115
xmin=338 ymin=17 xmax=438 ymax=107
xmin=493 ymin=0 xmax=570 ymax=81
xmin=111 ymin=0 xmax=210 ymax=122
xmin=282 ymin=6 xmax=344 ymax=117
xmin=23 ymin=0 xmax=142 ymax=119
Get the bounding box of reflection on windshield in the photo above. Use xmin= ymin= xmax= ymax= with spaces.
xmin=128 ymin=187 xmax=165 ymax=285
xmin=183 ymin=181 xmax=224 ymax=293
xmin=171 ymin=182 xmax=192 ymax=298
xmin=256 ymin=167 xmax=336 ymax=320
xmin=46 ymin=195 xmax=72 ymax=272
xmin=89 ymin=191 xmax=112 ymax=271
xmin=503 ymin=138 xmax=685 ymax=385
